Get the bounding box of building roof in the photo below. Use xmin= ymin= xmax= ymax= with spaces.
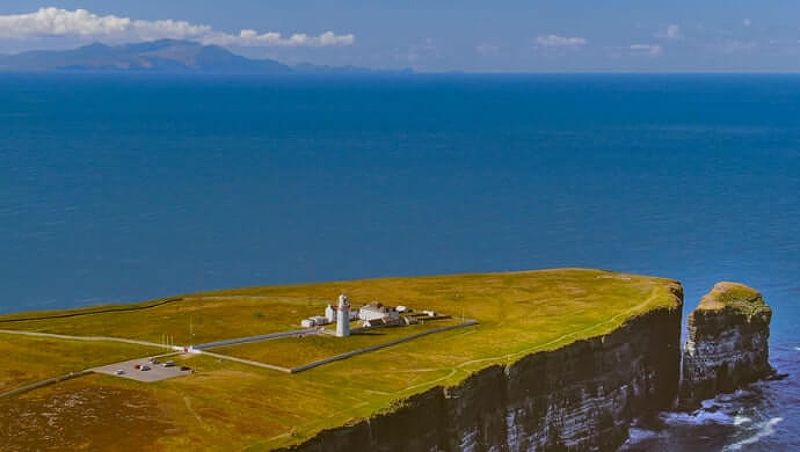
xmin=360 ymin=302 xmax=390 ymax=313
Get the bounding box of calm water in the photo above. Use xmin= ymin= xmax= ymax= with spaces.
xmin=1 ymin=74 xmax=798 ymax=449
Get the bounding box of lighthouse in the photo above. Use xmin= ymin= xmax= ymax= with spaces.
xmin=336 ymin=294 xmax=350 ymax=337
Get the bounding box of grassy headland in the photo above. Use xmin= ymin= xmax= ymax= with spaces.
xmin=0 ymin=268 xmax=681 ymax=450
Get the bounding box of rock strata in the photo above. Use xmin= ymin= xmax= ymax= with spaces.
xmin=283 ymin=281 xmax=780 ymax=451
xmin=680 ymin=282 xmax=773 ymax=408
xmin=285 ymin=291 xmax=684 ymax=452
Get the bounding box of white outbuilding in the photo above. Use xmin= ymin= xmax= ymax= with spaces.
xmin=325 ymin=304 xmax=336 ymax=322
xmin=358 ymin=302 xmax=400 ymax=322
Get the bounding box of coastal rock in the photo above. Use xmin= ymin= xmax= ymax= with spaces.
xmin=284 ymin=286 xmax=683 ymax=452
xmin=680 ymin=282 xmax=773 ymax=409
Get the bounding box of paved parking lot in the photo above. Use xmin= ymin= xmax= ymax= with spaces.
xmin=92 ymin=356 xmax=192 ymax=383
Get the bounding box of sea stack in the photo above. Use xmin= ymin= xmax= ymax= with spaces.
xmin=680 ymin=282 xmax=774 ymax=408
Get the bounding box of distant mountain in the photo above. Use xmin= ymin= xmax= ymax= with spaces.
xmin=0 ymin=40 xmax=414 ymax=75
xmin=0 ymin=40 xmax=292 ymax=74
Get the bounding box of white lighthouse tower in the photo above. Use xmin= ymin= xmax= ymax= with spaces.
xmin=336 ymin=294 xmax=350 ymax=337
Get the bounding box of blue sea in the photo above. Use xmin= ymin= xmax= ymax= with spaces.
xmin=1 ymin=73 xmax=798 ymax=450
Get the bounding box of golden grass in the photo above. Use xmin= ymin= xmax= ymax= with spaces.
xmin=697 ymin=281 xmax=769 ymax=318
xmin=216 ymin=318 xmax=463 ymax=369
xmin=0 ymin=268 xmax=682 ymax=450
xmin=0 ymin=336 xmax=157 ymax=393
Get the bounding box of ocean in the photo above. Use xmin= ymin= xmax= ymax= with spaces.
xmin=1 ymin=73 xmax=798 ymax=450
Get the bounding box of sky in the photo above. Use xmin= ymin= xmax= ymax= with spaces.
xmin=0 ymin=1 xmax=799 ymax=72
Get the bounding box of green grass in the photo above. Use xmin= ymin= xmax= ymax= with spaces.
xmin=0 ymin=295 xmax=321 ymax=345
xmin=0 ymin=268 xmax=682 ymax=450
xmin=216 ymin=318 xmax=463 ymax=369
xmin=0 ymin=336 xmax=158 ymax=393
xmin=697 ymin=281 xmax=770 ymax=318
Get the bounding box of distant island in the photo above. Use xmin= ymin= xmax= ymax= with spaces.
xmin=0 ymin=39 xmax=411 ymax=75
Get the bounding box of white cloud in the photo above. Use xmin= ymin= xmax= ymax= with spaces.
xmin=204 ymin=30 xmax=354 ymax=47
xmin=660 ymin=24 xmax=683 ymax=40
xmin=629 ymin=43 xmax=663 ymax=56
xmin=535 ymin=34 xmax=587 ymax=48
xmin=0 ymin=7 xmax=354 ymax=47
xmin=743 ymin=18 xmax=752 ymax=27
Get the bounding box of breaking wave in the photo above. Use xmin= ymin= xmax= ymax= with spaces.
xmin=723 ymin=417 xmax=783 ymax=451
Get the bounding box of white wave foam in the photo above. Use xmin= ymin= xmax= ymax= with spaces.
xmin=723 ymin=417 xmax=783 ymax=451
xmin=716 ymin=388 xmax=753 ymax=404
xmin=794 ymin=346 xmax=800 ymax=351
xmin=733 ymin=416 xmax=752 ymax=426
xmin=663 ymin=409 xmax=734 ymax=426
xmin=627 ymin=428 xmax=661 ymax=442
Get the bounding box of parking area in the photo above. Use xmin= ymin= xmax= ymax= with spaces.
xmin=92 ymin=356 xmax=193 ymax=383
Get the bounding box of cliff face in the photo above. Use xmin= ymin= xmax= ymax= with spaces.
xmin=680 ymin=282 xmax=773 ymax=408
xmin=287 ymin=291 xmax=683 ymax=452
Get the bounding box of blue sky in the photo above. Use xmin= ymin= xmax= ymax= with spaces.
xmin=1 ymin=1 xmax=799 ymax=71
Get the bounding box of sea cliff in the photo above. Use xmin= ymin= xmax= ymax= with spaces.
xmin=2 ymin=271 xmax=775 ymax=450
xmin=679 ymin=282 xmax=774 ymax=409
xmin=286 ymin=292 xmax=683 ymax=451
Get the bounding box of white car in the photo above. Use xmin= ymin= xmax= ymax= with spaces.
xmin=115 ymin=369 xmax=125 ymax=375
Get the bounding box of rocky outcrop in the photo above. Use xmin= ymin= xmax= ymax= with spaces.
xmin=285 ymin=288 xmax=684 ymax=452
xmin=282 ymin=281 xmax=781 ymax=451
xmin=679 ymin=282 xmax=774 ymax=409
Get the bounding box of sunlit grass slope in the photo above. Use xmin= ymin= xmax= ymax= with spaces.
xmin=0 ymin=337 xmax=158 ymax=392
xmin=0 ymin=268 xmax=682 ymax=450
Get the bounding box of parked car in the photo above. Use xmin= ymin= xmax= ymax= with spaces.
xmin=162 ymin=360 xmax=175 ymax=368
xmin=180 ymin=366 xmax=192 ymax=372
xmin=115 ymin=369 xmax=125 ymax=375
xmin=140 ymin=365 xmax=151 ymax=371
